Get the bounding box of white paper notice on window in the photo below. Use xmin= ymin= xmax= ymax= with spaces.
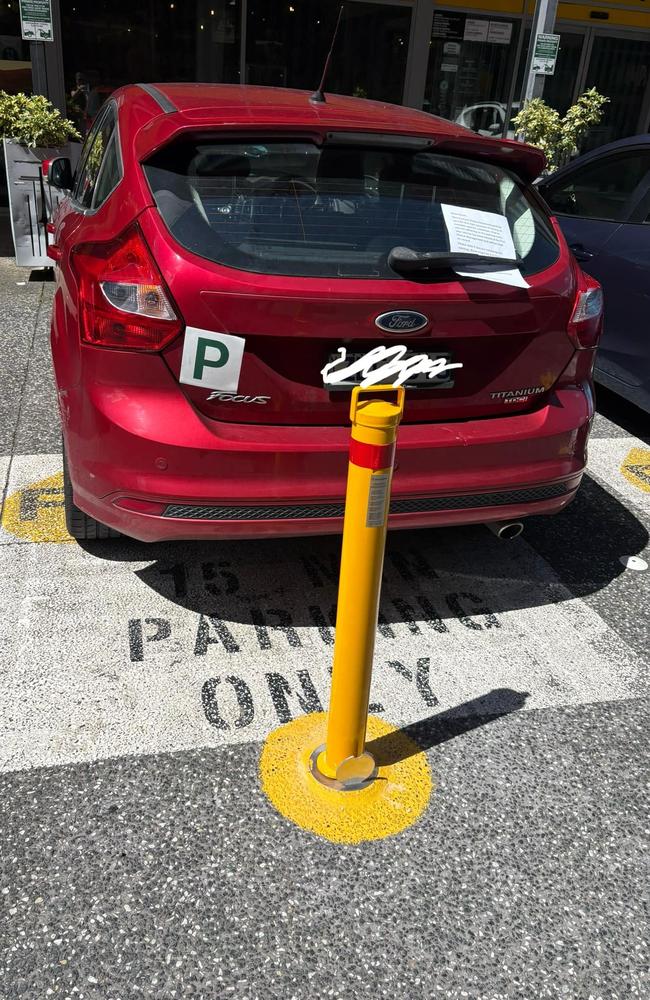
xmin=441 ymin=203 xmax=529 ymax=288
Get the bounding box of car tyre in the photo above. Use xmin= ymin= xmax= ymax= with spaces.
xmin=63 ymin=448 xmax=120 ymax=540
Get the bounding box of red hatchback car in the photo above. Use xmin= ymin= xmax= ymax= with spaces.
xmin=47 ymin=83 xmax=602 ymax=542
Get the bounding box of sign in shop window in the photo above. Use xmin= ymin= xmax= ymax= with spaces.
xmin=432 ymin=12 xmax=512 ymax=46
xmin=432 ymin=12 xmax=465 ymax=42
xmin=463 ymin=19 xmax=490 ymax=43
xmin=487 ymin=22 xmax=513 ymax=45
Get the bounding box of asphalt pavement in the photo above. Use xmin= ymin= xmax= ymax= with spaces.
xmin=1 ymin=258 xmax=648 ymax=999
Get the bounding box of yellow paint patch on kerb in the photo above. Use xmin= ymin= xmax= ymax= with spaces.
xmin=2 ymin=471 xmax=73 ymax=543
xmin=621 ymin=448 xmax=650 ymax=494
xmin=260 ymin=712 xmax=433 ymax=844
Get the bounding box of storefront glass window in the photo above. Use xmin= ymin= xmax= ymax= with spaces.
xmin=424 ymin=12 xmax=519 ymax=136
xmin=584 ymin=35 xmax=650 ymax=147
xmin=0 ymin=5 xmax=31 ymax=230
xmin=61 ymin=0 xmax=241 ymax=133
xmin=514 ymin=29 xmax=584 ymax=119
xmin=0 ymin=5 xmax=31 ymax=95
xmin=514 ymin=31 xmax=650 ymax=150
xmin=246 ymin=1 xmax=411 ymax=104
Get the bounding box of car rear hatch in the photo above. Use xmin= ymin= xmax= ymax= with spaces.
xmin=140 ymin=131 xmax=576 ymax=426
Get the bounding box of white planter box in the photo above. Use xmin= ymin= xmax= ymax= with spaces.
xmin=3 ymin=138 xmax=81 ymax=267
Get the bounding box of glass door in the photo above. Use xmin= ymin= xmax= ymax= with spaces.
xmin=582 ymin=33 xmax=650 ymax=147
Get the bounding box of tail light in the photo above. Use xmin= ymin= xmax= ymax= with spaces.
xmin=567 ymin=270 xmax=603 ymax=350
xmin=72 ymin=223 xmax=183 ymax=350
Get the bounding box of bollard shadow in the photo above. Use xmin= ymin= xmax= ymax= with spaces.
xmin=366 ymin=688 xmax=529 ymax=766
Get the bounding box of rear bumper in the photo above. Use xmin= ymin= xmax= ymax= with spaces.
xmin=62 ymin=356 xmax=593 ymax=542
xmin=78 ymin=480 xmax=581 ymax=541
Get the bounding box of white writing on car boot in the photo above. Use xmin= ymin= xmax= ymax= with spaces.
xmin=321 ymin=345 xmax=463 ymax=389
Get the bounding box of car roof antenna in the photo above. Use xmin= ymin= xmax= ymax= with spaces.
xmin=310 ymin=5 xmax=345 ymax=104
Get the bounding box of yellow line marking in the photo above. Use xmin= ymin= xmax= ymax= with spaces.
xmin=1 ymin=471 xmax=73 ymax=543
xmin=260 ymin=712 xmax=433 ymax=844
xmin=621 ymin=447 xmax=650 ymax=494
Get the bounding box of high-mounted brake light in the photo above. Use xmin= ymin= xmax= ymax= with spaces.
xmin=72 ymin=224 xmax=183 ymax=350
xmin=567 ymin=271 xmax=603 ymax=350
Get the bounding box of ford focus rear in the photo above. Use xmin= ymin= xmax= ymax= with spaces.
xmin=49 ymin=84 xmax=602 ymax=543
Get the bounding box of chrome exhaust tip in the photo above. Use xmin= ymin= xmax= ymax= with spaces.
xmin=485 ymin=520 xmax=524 ymax=540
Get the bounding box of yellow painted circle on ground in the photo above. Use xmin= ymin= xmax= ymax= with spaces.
xmin=621 ymin=447 xmax=650 ymax=494
xmin=1 ymin=471 xmax=73 ymax=543
xmin=260 ymin=712 xmax=433 ymax=844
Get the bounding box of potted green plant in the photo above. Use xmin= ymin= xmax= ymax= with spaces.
xmin=511 ymin=88 xmax=609 ymax=173
xmin=0 ymin=91 xmax=81 ymax=267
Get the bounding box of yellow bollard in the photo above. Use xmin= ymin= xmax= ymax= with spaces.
xmin=260 ymin=379 xmax=433 ymax=836
xmin=310 ymin=383 xmax=405 ymax=791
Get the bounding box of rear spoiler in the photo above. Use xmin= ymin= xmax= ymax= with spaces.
xmin=433 ymin=136 xmax=546 ymax=185
xmin=135 ymin=118 xmax=546 ymax=186
xmin=321 ymin=129 xmax=546 ymax=184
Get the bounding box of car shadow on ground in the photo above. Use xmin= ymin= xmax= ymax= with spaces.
xmin=595 ymin=384 xmax=650 ymax=443
xmin=79 ymin=471 xmax=648 ymax=631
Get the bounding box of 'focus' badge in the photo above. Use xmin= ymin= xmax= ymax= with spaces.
xmin=375 ymin=311 xmax=429 ymax=334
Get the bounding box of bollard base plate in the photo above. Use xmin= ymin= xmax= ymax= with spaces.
xmin=309 ymin=745 xmax=378 ymax=791
xmin=260 ymin=712 xmax=433 ymax=844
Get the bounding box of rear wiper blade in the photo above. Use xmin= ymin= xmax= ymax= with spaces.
xmin=388 ymin=246 xmax=524 ymax=275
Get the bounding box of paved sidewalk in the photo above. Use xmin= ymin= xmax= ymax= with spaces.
xmin=0 ymin=257 xmax=648 ymax=999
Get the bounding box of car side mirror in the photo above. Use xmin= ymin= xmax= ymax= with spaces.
xmin=43 ymin=157 xmax=73 ymax=191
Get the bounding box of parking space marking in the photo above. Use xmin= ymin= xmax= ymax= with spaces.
xmin=0 ymin=454 xmax=70 ymax=545
xmin=1 ymin=470 xmax=72 ymax=544
xmin=587 ymin=438 xmax=650 ymax=511
xmin=0 ymin=451 xmax=646 ymax=776
xmin=620 ymin=446 xmax=650 ymax=494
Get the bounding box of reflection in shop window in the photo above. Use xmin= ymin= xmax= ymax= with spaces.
xmin=246 ymin=1 xmax=411 ymax=105
xmin=0 ymin=4 xmax=31 ymax=96
xmin=62 ymin=1 xmax=241 ymax=134
xmin=424 ymin=12 xmax=519 ymax=137
xmin=511 ymin=32 xmax=649 ymax=150
xmin=584 ymin=36 xmax=650 ymax=148
xmin=513 ymin=30 xmax=584 ymax=120
xmin=0 ymin=4 xmax=31 ymax=217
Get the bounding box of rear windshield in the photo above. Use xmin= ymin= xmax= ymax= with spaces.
xmin=144 ymin=139 xmax=559 ymax=279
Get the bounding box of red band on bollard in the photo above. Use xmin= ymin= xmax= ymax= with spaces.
xmin=349 ymin=439 xmax=395 ymax=470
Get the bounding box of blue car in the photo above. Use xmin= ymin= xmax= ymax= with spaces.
xmin=539 ymin=136 xmax=650 ymax=414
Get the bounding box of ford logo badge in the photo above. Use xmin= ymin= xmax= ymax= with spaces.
xmin=375 ymin=310 xmax=429 ymax=334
